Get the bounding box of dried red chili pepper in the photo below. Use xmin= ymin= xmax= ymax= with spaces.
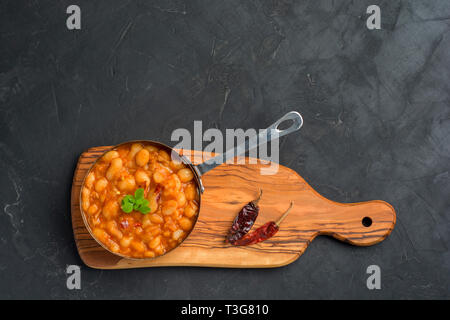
xmin=226 ymin=189 xmax=263 ymax=244
xmin=232 ymin=202 xmax=293 ymax=246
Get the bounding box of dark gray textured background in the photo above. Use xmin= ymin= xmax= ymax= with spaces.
xmin=0 ymin=0 xmax=449 ymax=299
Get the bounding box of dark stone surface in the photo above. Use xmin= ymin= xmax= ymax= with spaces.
xmin=0 ymin=0 xmax=449 ymax=299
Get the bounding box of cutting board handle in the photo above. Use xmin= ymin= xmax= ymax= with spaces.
xmin=313 ymin=199 xmax=396 ymax=246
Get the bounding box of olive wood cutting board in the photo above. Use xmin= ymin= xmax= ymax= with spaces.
xmin=71 ymin=146 xmax=396 ymax=269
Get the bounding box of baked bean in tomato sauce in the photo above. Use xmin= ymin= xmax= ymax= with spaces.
xmin=81 ymin=142 xmax=199 ymax=258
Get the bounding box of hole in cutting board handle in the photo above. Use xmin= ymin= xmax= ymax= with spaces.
xmin=362 ymin=217 xmax=372 ymax=227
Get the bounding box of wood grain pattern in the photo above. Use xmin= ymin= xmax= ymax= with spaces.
xmin=71 ymin=146 xmax=396 ymax=269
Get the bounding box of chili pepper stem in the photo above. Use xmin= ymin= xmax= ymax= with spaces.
xmin=275 ymin=201 xmax=294 ymax=227
xmin=251 ymin=189 xmax=263 ymax=206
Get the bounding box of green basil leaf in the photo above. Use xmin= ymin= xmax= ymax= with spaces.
xmin=121 ymin=189 xmax=150 ymax=215
xmin=139 ymin=205 xmax=151 ymax=214
xmin=123 ymin=195 xmax=135 ymax=204
xmin=121 ymin=201 xmax=134 ymax=213
xmin=134 ymin=188 xmax=144 ymax=200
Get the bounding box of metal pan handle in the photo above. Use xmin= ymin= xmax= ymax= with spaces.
xmin=266 ymin=111 xmax=304 ymax=138
xmin=194 ymin=111 xmax=303 ymax=177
